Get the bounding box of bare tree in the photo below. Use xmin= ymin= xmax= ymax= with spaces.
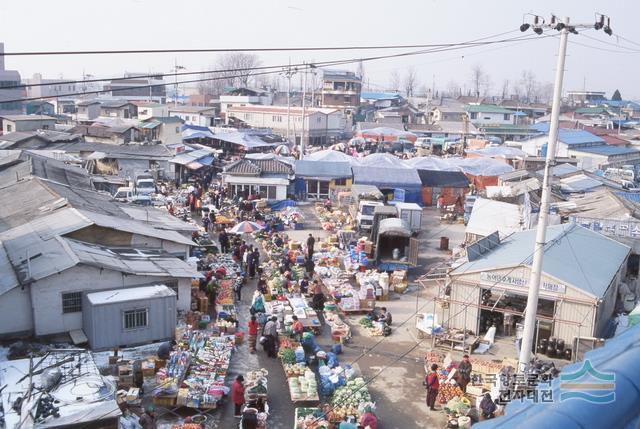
xmin=446 ymin=80 xmax=460 ymax=98
xmin=519 ymin=70 xmax=538 ymax=103
xmin=197 ymin=64 xmax=227 ymax=96
xmin=216 ymin=53 xmax=262 ymax=88
xmin=537 ymin=82 xmax=554 ymax=104
xmin=501 ymin=79 xmax=510 ymax=100
xmin=403 ymin=67 xmax=418 ymax=97
xmin=389 ymin=71 xmax=401 ymax=92
xmin=469 ymin=65 xmax=488 ymax=98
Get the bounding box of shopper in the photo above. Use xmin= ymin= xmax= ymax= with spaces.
xmin=139 ymin=405 xmax=157 ymax=429
xmin=379 ymin=307 xmax=393 ymax=326
xmin=262 ymin=316 xmax=278 ymax=358
xmin=457 ymin=354 xmax=473 ymax=393
xmin=359 ymin=407 xmax=378 ymax=429
xmin=248 ymin=315 xmax=259 ymax=354
xmin=306 ymin=233 xmax=316 ymax=258
xmin=231 ymin=375 xmax=245 ymax=418
xmin=425 ymin=364 xmax=440 ymax=411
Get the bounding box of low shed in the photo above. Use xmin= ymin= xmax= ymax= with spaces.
xmin=83 ymin=285 xmax=177 ymax=350
xmin=417 ymin=169 xmax=469 ymax=206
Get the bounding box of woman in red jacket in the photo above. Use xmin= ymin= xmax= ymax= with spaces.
xmin=248 ymin=316 xmax=259 ymax=353
xmin=231 ymin=375 xmax=245 ymax=418
xmin=425 ymin=364 xmax=440 ymax=411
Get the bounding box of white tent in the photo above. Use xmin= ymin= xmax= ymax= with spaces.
xmin=304 ymin=149 xmax=360 ymax=165
xmin=466 ymin=197 xmax=528 ymax=238
xmin=405 ymin=156 xmax=463 ymax=172
xmin=359 ymin=152 xmax=410 ymax=169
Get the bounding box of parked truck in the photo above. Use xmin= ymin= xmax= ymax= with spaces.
xmin=394 ymin=202 xmax=423 ymax=233
xmin=349 ymin=184 xmax=385 ymax=232
xmin=135 ymin=173 xmax=156 ymax=196
xmin=373 ymin=218 xmax=419 ymax=271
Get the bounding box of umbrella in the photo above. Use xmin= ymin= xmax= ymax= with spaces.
xmin=229 ymin=221 xmax=264 ymax=234
xmin=275 ymin=144 xmax=291 ymax=155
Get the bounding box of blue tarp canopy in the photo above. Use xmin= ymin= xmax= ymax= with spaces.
xmin=475 ymin=322 xmax=640 ymax=429
xmin=352 ymin=165 xmax=421 ymax=191
xmin=268 ymin=199 xmax=297 ymax=211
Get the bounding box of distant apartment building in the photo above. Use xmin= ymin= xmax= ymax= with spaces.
xmin=320 ymin=70 xmax=362 ymax=112
xmin=103 ymin=73 xmax=166 ymax=103
xmin=23 ymin=73 xmax=78 ymax=99
xmin=567 ymin=90 xmax=607 ymax=107
xmin=227 ymin=105 xmax=346 ymax=145
xmin=0 ymin=43 xmax=22 ymax=115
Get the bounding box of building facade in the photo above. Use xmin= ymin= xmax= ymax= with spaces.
xmin=0 ymin=43 xmax=22 ymax=115
xmin=320 ymin=70 xmax=362 ymax=111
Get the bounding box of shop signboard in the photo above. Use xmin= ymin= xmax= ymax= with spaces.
xmin=571 ymin=216 xmax=640 ymax=239
xmin=480 ymin=271 xmax=566 ymax=294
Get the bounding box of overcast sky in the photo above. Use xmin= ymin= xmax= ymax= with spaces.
xmin=1 ymin=0 xmax=638 ymax=99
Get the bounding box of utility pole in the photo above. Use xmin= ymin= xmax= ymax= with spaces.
xmin=517 ymin=13 xmax=612 ymax=372
xmin=300 ymin=63 xmax=317 ymax=160
xmin=281 ymin=61 xmax=297 ymax=144
xmin=173 ymin=59 xmax=186 ymax=107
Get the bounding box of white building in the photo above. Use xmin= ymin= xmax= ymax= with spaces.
xmin=168 ymin=106 xmax=217 ymax=127
xmin=465 ymin=104 xmax=517 ymax=126
xmin=137 ymin=102 xmax=169 ymax=120
xmin=446 ymin=224 xmax=630 ymax=346
xmin=220 ymin=88 xmax=273 ymax=114
xmin=0 ymin=230 xmax=197 ymax=337
xmin=222 ymin=155 xmax=294 ymax=200
xmin=227 ymin=105 xmax=346 ymax=145
xmin=23 ymin=73 xmax=78 ymax=99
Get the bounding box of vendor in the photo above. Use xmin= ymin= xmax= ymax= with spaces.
xmin=480 ymin=392 xmax=497 ymax=419
xmin=359 ymin=407 xmax=378 ymax=429
xmin=156 ymin=340 xmax=176 ymax=360
xmin=379 ymin=307 xmax=392 ymax=326
xmin=291 ymin=315 xmax=304 ymax=342
xmin=457 ymin=354 xmax=473 ymax=393
xmin=307 ymin=233 xmax=316 ymax=258
xmin=338 ymin=416 xmax=358 ymax=429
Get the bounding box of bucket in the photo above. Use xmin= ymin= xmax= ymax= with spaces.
xmin=458 ymin=416 xmax=471 ymax=429
xmin=440 ymin=236 xmax=450 ymax=251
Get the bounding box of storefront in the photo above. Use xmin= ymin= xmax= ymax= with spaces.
xmin=443 ymin=224 xmax=630 ymax=348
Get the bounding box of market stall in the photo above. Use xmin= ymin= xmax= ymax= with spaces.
xmin=294 ymin=407 xmax=330 ymax=429
xmin=279 ymin=337 xmax=320 ymax=403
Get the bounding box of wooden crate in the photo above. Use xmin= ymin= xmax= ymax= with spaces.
xmin=141 ymin=360 xmax=155 ymax=377
xmin=153 ymin=395 xmax=176 ymax=407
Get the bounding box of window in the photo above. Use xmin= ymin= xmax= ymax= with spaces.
xmin=470 ymin=112 xmax=478 ymax=120
xmin=503 ymin=114 xmax=511 ymax=121
xmin=268 ymin=186 xmax=277 ymax=199
xmin=175 ymin=126 xmax=180 ymax=133
xmin=334 ymin=178 xmax=347 ymax=186
xmin=62 ymin=292 xmax=82 ymax=314
xmin=42 ymin=125 xmax=49 ymax=130
xmin=123 ymin=308 xmax=148 ymax=330
xmin=6 ymin=124 xmax=12 ymax=132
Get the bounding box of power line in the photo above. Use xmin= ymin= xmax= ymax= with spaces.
xmin=3 ymin=30 xmax=538 ymax=91
xmin=0 ymin=31 xmax=522 ymax=57
xmin=1 ymin=33 xmax=552 ymax=105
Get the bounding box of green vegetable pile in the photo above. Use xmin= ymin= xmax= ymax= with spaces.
xmin=281 ymin=348 xmax=297 ymax=365
xmin=359 ymin=317 xmax=373 ymax=328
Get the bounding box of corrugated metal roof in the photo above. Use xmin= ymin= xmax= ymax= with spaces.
xmin=452 ymin=223 xmax=630 ymax=298
xmin=169 ymin=148 xmax=216 ymax=165
xmin=66 ymin=238 xmax=199 ymax=278
xmin=294 ymin=160 xmax=352 ymax=178
xmin=571 ymin=145 xmax=640 ymax=156
xmin=0 ymin=241 xmax=19 ymax=296
xmin=475 ymin=322 xmax=640 ymax=429
xmin=86 ymin=284 xmax=175 ymax=305
xmin=536 ymin=162 xmax=579 ymax=178
xmin=211 ymin=132 xmax=277 ymax=149
xmin=224 ymin=158 xmax=294 ymax=176
xmin=560 ymin=174 xmax=603 ymax=193
xmin=360 ymin=92 xmax=402 ymax=100
xmin=464 ymin=104 xmax=515 ymax=114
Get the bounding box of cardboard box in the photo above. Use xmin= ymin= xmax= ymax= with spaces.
xmin=360 ymin=299 xmax=376 ymax=311
xmin=118 ymin=365 xmax=132 ymax=376
xmin=126 ymin=388 xmax=140 ymax=402
xmin=141 ymin=360 xmax=155 ymax=377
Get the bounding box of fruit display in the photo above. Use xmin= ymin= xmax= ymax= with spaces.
xmin=437 ymin=382 xmax=465 ymax=404
xmin=284 ymin=363 xmax=308 ymax=378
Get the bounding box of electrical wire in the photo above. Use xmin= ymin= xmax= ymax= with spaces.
xmin=2 ymin=30 xmax=540 ymax=92
xmin=1 ymin=33 xmax=555 ymax=105
xmin=578 ymin=33 xmax=640 ymax=52
xmin=0 ymin=30 xmax=522 ymax=57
